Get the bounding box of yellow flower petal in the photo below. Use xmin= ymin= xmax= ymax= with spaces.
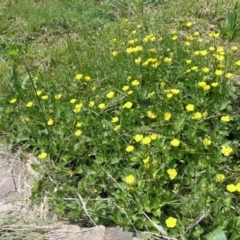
xmin=38 ymin=152 xmax=47 ymax=159
xmin=125 ymin=175 xmax=135 ymax=184
xmin=166 ymin=217 xmax=177 ymax=228
xmin=171 ymin=139 xmax=180 ymax=147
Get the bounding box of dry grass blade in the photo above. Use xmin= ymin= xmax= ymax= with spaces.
xmin=0 ymin=212 xmax=55 ymax=240
xmin=76 ymin=192 xmax=110 ymax=240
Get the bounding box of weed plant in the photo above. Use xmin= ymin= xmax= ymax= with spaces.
xmin=0 ymin=0 xmax=240 ymax=239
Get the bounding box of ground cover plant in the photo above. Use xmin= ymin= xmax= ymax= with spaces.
xmin=0 ymin=0 xmax=240 ymax=239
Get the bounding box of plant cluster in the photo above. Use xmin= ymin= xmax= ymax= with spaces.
xmin=1 ymin=12 xmax=240 ymax=240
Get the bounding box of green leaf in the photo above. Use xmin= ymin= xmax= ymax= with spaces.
xmin=229 ymin=217 xmax=240 ymax=240
xmin=8 ymin=49 xmax=19 ymax=56
xmin=203 ymin=227 xmax=227 ymax=240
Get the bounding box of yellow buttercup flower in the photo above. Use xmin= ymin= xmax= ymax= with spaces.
xmin=98 ymin=103 xmax=106 ymax=109
xmin=38 ymin=152 xmax=47 ymax=159
xmin=221 ymin=146 xmax=233 ymax=156
xmin=231 ymin=46 xmax=238 ymax=52
xmin=192 ymin=112 xmax=202 ymax=119
xmin=236 ymin=183 xmax=240 ymax=192
xmin=198 ymin=81 xmax=207 ymax=88
xmin=147 ymin=111 xmax=156 ymax=119
xmin=75 ymin=122 xmax=83 ymax=128
xmin=75 ymin=74 xmax=83 ymax=80
xmin=186 ymin=104 xmax=194 ymax=111
xmin=202 ymin=85 xmax=210 ymax=91
xmin=170 ymin=89 xmax=180 ymax=95
xmin=125 ymin=175 xmax=135 ymax=184
xmin=47 ymin=118 xmax=54 ymax=126
xmin=218 ymin=63 xmax=225 ymax=68
xmin=10 ymin=98 xmax=17 ymax=104
xmin=88 ymin=101 xmax=95 ymax=108
xmin=194 ymin=51 xmax=200 ymax=56
xmin=186 ymin=35 xmax=194 ymax=41
xmin=122 ymin=85 xmax=129 ymax=91
xmin=106 ymin=91 xmax=115 ymax=99
xmin=200 ymin=50 xmax=208 ymax=56
xmin=216 ymin=174 xmax=225 ymax=182
xmin=135 ymin=57 xmax=142 ymax=65
xmin=123 ymin=102 xmax=133 ymax=109
xmin=235 ymin=60 xmax=240 ymax=66
xmin=26 ymin=102 xmax=34 ymax=107
xmin=141 ymin=137 xmax=151 ymax=145
xmin=150 ymin=133 xmax=158 ymax=140
xmin=112 ymin=51 xmax=118 ymax=57
xmin=149 ymin=48 xmax=157 ymax=53
xmin=126 ymin=47 xmax=133 ymax=53
xmin=186 ymin=22 xmax=193 ymax=27
xmin=164 ymin=112 xmax=172 ymax=121
xmin=74 ymin=129 xmax=82 ymax=137
xmin=202 ymin=112 xmax=208 ymax=117
xmin=160 ymin=82 xmax=166 ymax=88
xmin=135 ymin=46 xmax=143 ymax=51
xmin=221 ymin=115 xmax=231 ymax=122
xmin=216 ymin=55 xmax=224 ymax=61
xmin=134 ymin=134 xmax=143 ymax=142
xmin=126 ymin=145 xmax=134 ymax=152
xmin=84 ymin=76 xmax=91 ymax=81
xmin=36 ymin=90 xmax=42 ymax=96
xmin=225 ymin=73 xmax=232 ymax=78
xmin=55 ymin=94 xmax=62 ymax=100
xmin=41 ymin=95 xmax=48 ymax=100
xmin=164 ymin=57 xmax=172 ymax=63
xmin=193 ymin=31 xmax=199 ymax=36
xmin=143 ymin=156 xmax=150 ymax=164
xmin=128 ymin=39 xmax=136 ymax=44
xmin=208 ymin=32 xmax=214 ymax=37
xmin=227 ymin=184 xmax=236 ymax=193
xmin=114 ymin=125 xmax=121 ymax=131
xmin=202 ymin=138 xmax=212 ymax=146
xmin=111 ymin=117 xmax=119 ymax=123
xmin=171 ymin=139 xmax=180 ymax=147
xmin=211 ymin=82 xmax=218 ymax=87
xmin=166 ymin=217 xmax=177 ymax=228
xmin=217 ymin=47 xmax=225 ymax=52
xmin=74 ymin=103 xmax=83 ymax=113
xmin=131 ymin=80 xmax=140 ymax=86
xmin=167 ymin=169 xmax=177 ymax=180
xmin=191 ymin=66 xmax=198 ymax=71
xmin=147 ymin=91 xmax=155 ymax=98
xmin=70 ymin=99 xmax=77 ymax=104
xmin=202 ymin=67 xmax=210 ymax=73
xmin=215 ymin=70 xmax=223 ymax=76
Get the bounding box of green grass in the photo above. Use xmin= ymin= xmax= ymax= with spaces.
xmin=1 ymin=0 xmax=240 ymax=239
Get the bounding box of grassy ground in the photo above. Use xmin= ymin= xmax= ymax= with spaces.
xmin=0 ymin=0 xmax=240 ymax=239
